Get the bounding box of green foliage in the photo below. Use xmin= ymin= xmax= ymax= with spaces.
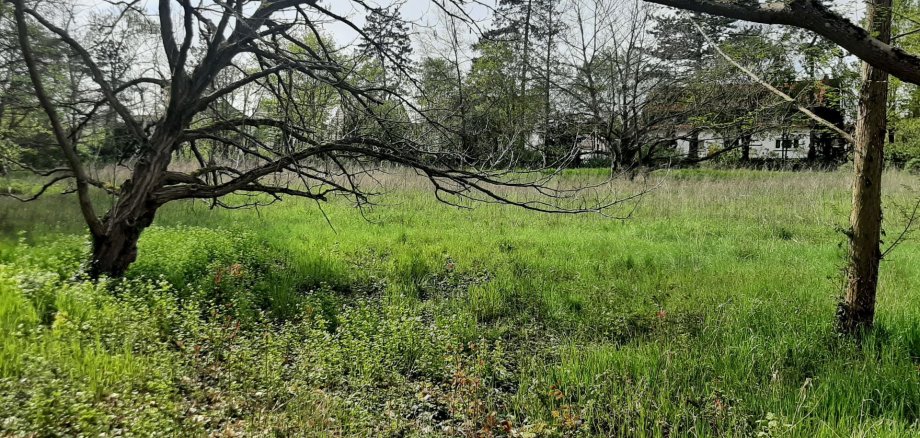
xmin=0 ymin=6 xmax=71 ymax=170
xmin=90 ymin=121 xmax=143 ymax=162
xmin=2 ymin=170 xmax=920 ymax=435
xmin=463 ymin=40 xmax=541 ymax=164
xmin=906 ymin=158 xmax=920 ymax=174
xmin=889 ymin=118 xmax=920 ymax=167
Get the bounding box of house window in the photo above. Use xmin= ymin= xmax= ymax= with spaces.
xmin=775 ymin=137 xmax=799 ymax=149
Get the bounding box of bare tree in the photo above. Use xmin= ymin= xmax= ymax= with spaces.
xmin=558 ymin=0 xmax=685 ymax=172
xmin=7 ymin=0 xmax=628 ymax=278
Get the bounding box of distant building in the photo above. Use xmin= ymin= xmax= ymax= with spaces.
xmin=650 ymin=78 xmax=850 ymax=165
xmin=574 ymin=134 xmax=609 ymax=161
xmin=670 ymin=123 xmax=848 ymax=162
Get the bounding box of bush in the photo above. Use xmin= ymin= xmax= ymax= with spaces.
xmin=889 ymin=118 xmax=920 ymax=167
xmin=906 ymin=158 xmax=920 ymax=174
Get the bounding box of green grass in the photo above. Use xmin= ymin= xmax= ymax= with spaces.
xmin=1 ymin=168 xmax=920 ymax=436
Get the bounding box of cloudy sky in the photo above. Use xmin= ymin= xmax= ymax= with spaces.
xmin=68 ymin=0 xmax=866 ymax=66
xmin=321 ymin=0 xmax=495 ymax=47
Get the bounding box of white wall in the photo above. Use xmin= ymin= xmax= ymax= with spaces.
xmin=673 ymin=129 xmax=811 ymax=159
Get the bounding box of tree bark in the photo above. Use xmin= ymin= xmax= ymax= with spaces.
xmin=837 ymin=0 xmax=891 ymax=335
xmin=87 ymin=133 xmax=176 ymax=278
xmin=688 ymin=131 xmax=700 ymax=161
xmin=542 ymin=4 xmax=553 ymax=160
xmin=90 ymin=219 xmax=151 ymax=279
xmin=807 ymin=132 xmax=817 ymax=162
xmin=520 ymin=0 xmax=533 ymax=97
xmin=88 ymin=193 xmax=160 ymax=278
xmin=741 ymin=134 xmax=751 ymax=162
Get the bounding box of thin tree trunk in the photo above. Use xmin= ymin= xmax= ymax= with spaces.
xmin=741 ymin=134 xmax=751 ymax=162
xmin=448 ymin=18 xmax=469 ymax=160
xmin=688 ymin=131 xmax=700 ymax=161
xmin=807 ymin=132 xmax=818 ymax=162
xmin=542 ymin=6 xmax=552 ymax=159
xmin=837 ymin=0 xmax=891 ymax=335
xmin=520 ymin=0 xmax=533 ymax=97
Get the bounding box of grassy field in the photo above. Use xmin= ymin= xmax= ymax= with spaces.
xmin=1 ymin=168 xmax=919 ymax=436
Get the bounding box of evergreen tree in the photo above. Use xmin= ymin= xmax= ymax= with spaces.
xmin=359 ymin=6 xmax=413 ymax=75
xmin=650 ymin=10 xmax=737 ymax=74
xmin=483 ymin=0 xmax=562 ymax=96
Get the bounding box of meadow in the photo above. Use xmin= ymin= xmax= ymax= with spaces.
xmin=1 ymin=168 xmax=920 ymax=437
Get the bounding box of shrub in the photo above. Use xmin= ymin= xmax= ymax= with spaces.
xmin=905 ymin=157 xmax=920 ymax=174
xmin=128 ymin=226 xmax=289 ymax=323
xmin=888 ymin=118 xmax=920 ymax=167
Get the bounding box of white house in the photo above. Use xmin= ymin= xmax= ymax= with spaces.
xmin=651 ymin=78 xmax=850 ymax=163
xmin=672 ymin=128 xmax=815 ymax=160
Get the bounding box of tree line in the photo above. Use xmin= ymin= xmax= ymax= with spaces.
xmin=2 ymin=0 xmax=869 ymax=177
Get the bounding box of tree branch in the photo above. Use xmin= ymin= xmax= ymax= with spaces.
xmin=13 ymin=0 xmax=104 ymax=235
xmin=23 ymin=5 xmax=146 ymax=142
xmin=644 ymin=0 xmax=920 ymax=86
xmin=689 ymin=16 xmax=854 ymax=144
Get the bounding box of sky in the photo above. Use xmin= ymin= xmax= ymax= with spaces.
xmin=65 ymin=0 xmax=868 ymax=74
xmin=71 ymin=0 xmax=865 ymax=50
xmin=321 ymin=0 xmax=496 ymax=48
xmin=316 ymin=0 xmax=866 ymax=64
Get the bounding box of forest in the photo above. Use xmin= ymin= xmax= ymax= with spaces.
xmin=2 ymin=0 xmax=920 ymax=436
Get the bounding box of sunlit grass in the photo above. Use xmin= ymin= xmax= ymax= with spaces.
xmin=0 ymin=168 xmax=919 ymax=436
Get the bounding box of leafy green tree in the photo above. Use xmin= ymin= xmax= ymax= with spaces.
xmin=888 ymin=0 xmax=920 ymax=166
xmin=464 ymin=40 xmax=539 ymax=165
xmin=417 ymin=57 xmax=462 ymax=156
xmin=358 ymin=6 xmax=413 ymax=90
xmin=0 ymin=3 xmax=67 ymax=170
xmin=484 ymin=0 xmax=564 ymax=162
xmin=651 ymin=9 xmax=737 ymax=73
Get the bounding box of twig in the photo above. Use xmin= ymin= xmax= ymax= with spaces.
xmin=881 ymin=191 xmax=920 ymax=259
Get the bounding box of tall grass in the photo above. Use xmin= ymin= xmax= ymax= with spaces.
xmin=1 ymin=168 xmax=919 ymax=436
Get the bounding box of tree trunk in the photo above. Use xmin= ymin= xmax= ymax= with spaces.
xmin=688 ymin=131 xmax=700 ymax=161
xmin=609 ymin=141 xmax=620 ymax=176
xmin=837 ymin=0 xmax=890 ymax=335
xmin=89 ymin=203 xmax=158 ymax=278
xmin=90 ymin=227 xmax=140 ymax=279
xmin=741 ymin=134 xmax=751 ymax=162
xmin=89 ymin=204 xmax=158 ymax=278
xmin=87 ymin=140 xmax=173 ymax=278
xmin=520 ymin=0 xmax=533 ymax=97
xmin=807 ymin=132 xmax=817 ymax=162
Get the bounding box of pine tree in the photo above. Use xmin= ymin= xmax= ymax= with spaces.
xmin=483 ymin=0 xmax=562 ymax=96
xmin=650 ymin=10 xmax=736 ymax=74
xmin=359 ymin=6 xmax=413 ymax=74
